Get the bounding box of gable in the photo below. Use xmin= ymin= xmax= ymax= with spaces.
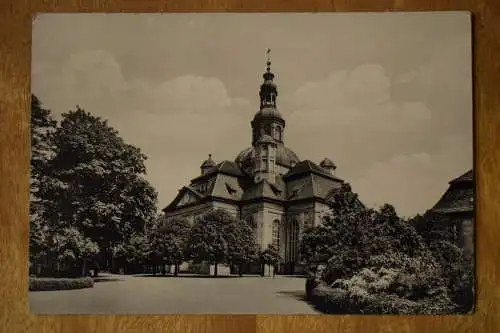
xmin=163 ymin=186 xmax=204 ymax=212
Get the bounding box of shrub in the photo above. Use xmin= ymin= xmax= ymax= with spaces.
xmin=309 ymin=283 xmax=455 ymax=314
xmin=309 ymin=283 xmax=349 ymax=314
xmin=29 ymin=276 xmax=94 ymax=291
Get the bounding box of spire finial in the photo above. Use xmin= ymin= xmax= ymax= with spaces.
xmin=266 ymin=48 xmax=271 ymax=71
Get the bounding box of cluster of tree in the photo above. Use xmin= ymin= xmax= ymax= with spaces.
xmin=30 ymin=95 xmax=158 ymax=277
xmin=30 ymin=97 xmax=279 ymax=278
xmin=301 ymin=183 xmax=473 ymax=314
xmin=112 ymin=208 xmax=281 ymax=277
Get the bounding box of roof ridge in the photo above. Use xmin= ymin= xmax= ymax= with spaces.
xmin=185 ymin=186 xmax=204 ymax=197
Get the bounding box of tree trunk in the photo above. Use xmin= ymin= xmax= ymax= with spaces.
xmin=81 ymin=258 xmax=88 ymax=277
xmin=174 ymin=263 xmax=179 ymax=276
xmin=239 ymin=263 xmax=243 ymax=277
xmin=214 ymin=262 xmax=218 ymax=277
xmin=94 ymin=261 xmax=100 ymax=277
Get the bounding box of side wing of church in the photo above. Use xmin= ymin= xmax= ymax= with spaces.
xmin=162 ymin=54 xmax=344 ymax=274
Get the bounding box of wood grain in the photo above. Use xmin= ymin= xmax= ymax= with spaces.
xmin=0 ymin=1 xmax=499 ymax=332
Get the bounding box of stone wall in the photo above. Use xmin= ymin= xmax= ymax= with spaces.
xmin=313 ymin=201 xmax=331 ymax=226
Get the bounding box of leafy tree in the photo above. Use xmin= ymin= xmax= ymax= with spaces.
xmin=29 ymin=95 xmax=57 ymax=267
xmin=226 ymin=219 xmax=258 ymax=276
xmin=301 ymin=183 xmax=374 ymax=278
xmin=49 ymin=226 xmax=100 ymax=277
xmin=30 ymin=94 xmax=57 ymax=194
xmin=411 ymin=210 xmax=474 ymax=312
xmin=259 ymin=244 xmax=281 ymax=276
xmin=186 ymin=208 xmax=236 ymax=276
xmin=302 ymin=183 xmax=452 ymax=313
xmin=113 ymin=233 xmax=152 ymax=274
xmin=154 ymin=216 xmax=191 ymax=276
xmin=38 ymin=107 xmax=158 ymax=274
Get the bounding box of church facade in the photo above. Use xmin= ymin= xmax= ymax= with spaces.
xmin=162 ymin=55 xmax=345 ymax=274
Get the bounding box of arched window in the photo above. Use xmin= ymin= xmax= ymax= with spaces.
xmin=272 ymin=219 xmax=280 ymax=249
xmin=276 ymin=127 xmax=282 ymax=141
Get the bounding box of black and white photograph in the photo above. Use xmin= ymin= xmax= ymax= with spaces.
xmin=29 ymin=12 xmax=474 ymax=314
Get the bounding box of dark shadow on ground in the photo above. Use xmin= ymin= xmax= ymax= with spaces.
xmin=276 ymin=290 xmax=321 ymax=313
xmin=276 ymin=290 xmax=309 ymax=302
xmin=92 ymin=278 xmax=123 ymax=283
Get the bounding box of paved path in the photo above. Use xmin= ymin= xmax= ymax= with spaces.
xmin=29 ymin=274 xmax=318 ymax=314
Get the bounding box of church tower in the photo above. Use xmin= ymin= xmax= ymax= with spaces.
xmin=251 ymin=49 xmax=286 ymax=146
xmin=254 ymin=134 xmax=277 ymax=183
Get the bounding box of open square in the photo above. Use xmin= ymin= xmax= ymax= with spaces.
xmin=29 ymin=274 xmax=318 ymax=314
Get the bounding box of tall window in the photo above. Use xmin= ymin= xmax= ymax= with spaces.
xmin=272 ymin=219 xmax=280 ymax=249
xmin=276 ymin=127 xmax=282 ymax=141
xmin=265 ymin=125 xmax=272 ymax=136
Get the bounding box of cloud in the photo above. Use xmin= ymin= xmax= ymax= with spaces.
xmin=149 ymin=75 xmax=233 ymax=114
xmin=352 ymin=153 xmax=440 ymax=217
xmin=352 ymin=134 xmax=472 ymax=218
xmin=284 ymin=64 xmax=434 ymax=164
xmin=32 ymin=49 xmax=253 ymax=208
xmin=282 ymin=63 xmax=471 ymax=217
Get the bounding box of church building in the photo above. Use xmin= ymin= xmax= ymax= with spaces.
xmin=163 ymin=52 xmax=345 ymax=274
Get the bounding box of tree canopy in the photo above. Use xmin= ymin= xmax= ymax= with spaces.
xmin=302 ymin=183 xmax=458 ymax=314
xmin=153 ymin=216 xmax=192 ymax=275
xmin=30 ymin=99 xmax=158 ymax=276
xmin=185 ymin=208 xmax=257 ymax=276
xmin=38 ymin=107 xmax=158 ymax=250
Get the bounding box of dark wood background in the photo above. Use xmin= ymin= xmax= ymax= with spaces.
xmin=0 ymin=1 xmax=498 ymax=332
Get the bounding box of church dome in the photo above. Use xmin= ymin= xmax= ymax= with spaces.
xmin=253 ymin=106 xmax=284 ymax=122
xmin=235 ymin=145 xmax=300 ymax=170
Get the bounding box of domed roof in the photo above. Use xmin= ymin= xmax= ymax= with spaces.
xmin=201 ymin=154 xmax=216 ymax=168
xmin=235 ymin=145 xmax=300 ymax=170
xmin=320 ymin=157 xmax=336 ymax=169
xmin=261 ymin=79 xmax=277 ymax=89
xmin=253 ymin=106 xmax=284 ymax=121
xmin=256 ymin=134 xmax=277 ymax=145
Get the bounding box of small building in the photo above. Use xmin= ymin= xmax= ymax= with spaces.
xmin=162 ymin=53 xmax=347 ymax=274
xmin=431 ymin=169 xmax=474 ymax=256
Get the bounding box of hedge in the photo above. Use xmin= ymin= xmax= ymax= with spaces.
xmin=29 ymin=277 xmax=94 ymax=291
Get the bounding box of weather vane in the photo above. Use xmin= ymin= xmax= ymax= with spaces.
xmin=266 ymin=48 xmax=271 ymax=63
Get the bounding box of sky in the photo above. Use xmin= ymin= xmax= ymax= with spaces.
xmin=31 ymin=12 xmax=473 ymax=218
